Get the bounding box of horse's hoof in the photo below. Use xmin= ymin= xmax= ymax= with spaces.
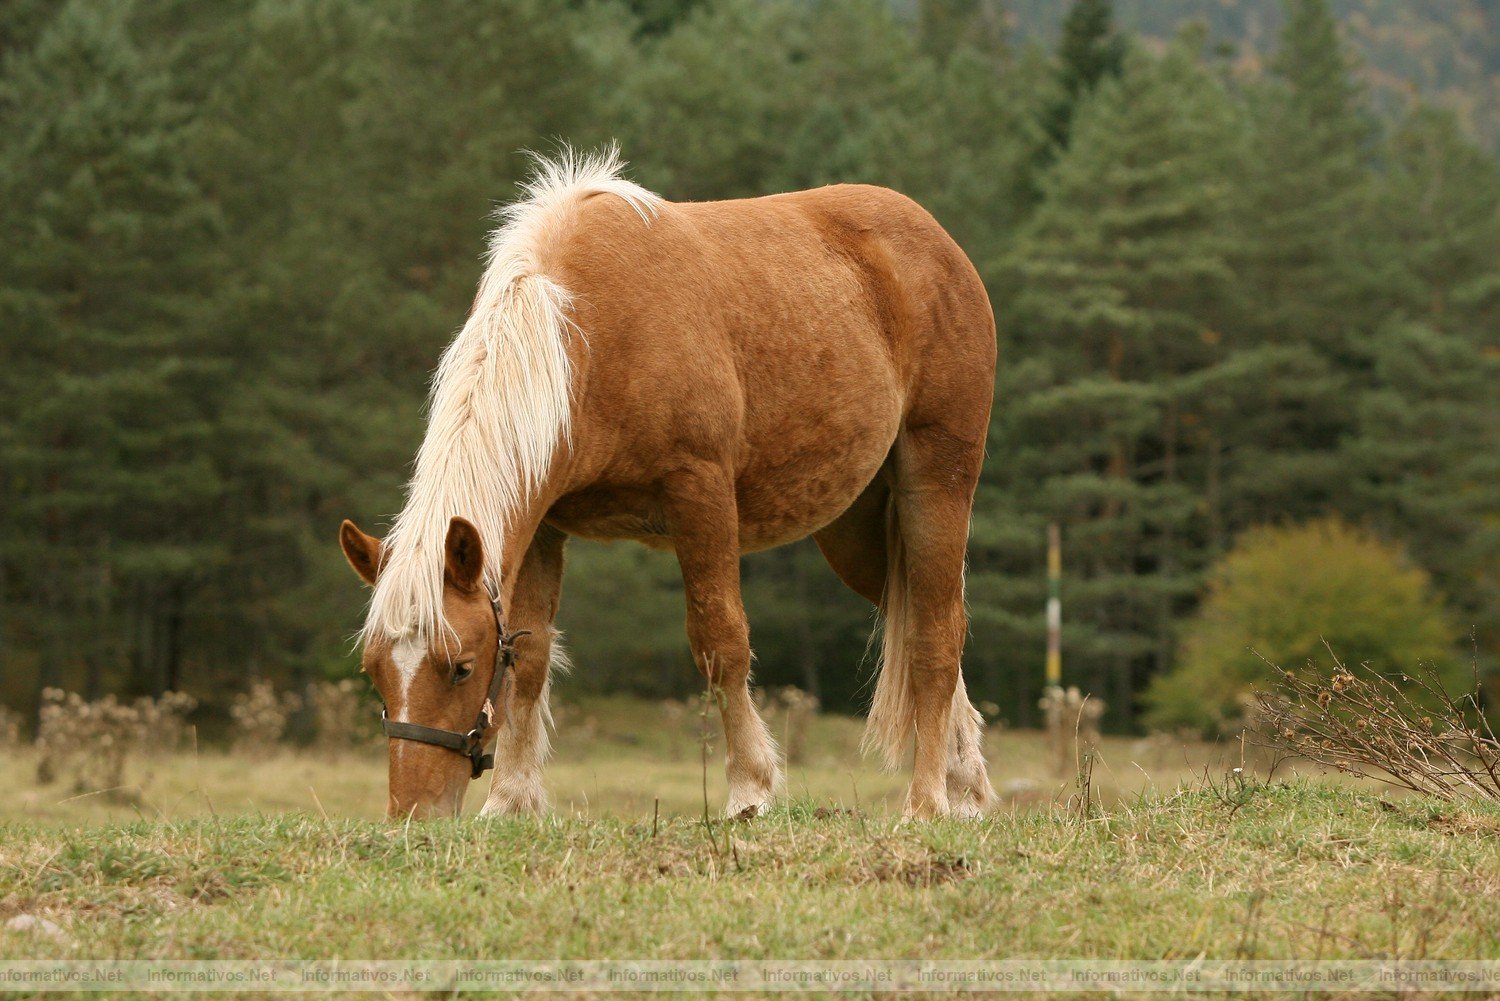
xmin=901 ymin=794 xmax=951 ymax=820
xmin=479 ymin=785 xmax=548 ymax=817
xmin=951 ymin=799 xmax=985 ymax=820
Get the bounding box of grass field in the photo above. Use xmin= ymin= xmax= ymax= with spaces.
xmin=2 ymin=698 xmax=1497 ymax=990
xmin=3 ymin=696 xmax=1247 ymax=825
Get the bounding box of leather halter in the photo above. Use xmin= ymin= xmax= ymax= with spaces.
xmin=380 ymin=582 xmax=530 ymax=780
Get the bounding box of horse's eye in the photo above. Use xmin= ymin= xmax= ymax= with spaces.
xmin=451 ymin=660 xmax=475 ymax=685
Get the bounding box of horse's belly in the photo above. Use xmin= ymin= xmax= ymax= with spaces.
xmin=547 ymin=411 xmax=895 ymax=554
xmin=546 ymin=486 xmax=674 ymax=549
xmin=732 ymin=406 xmax=898 ymax=552
xmin=733 ymin=463 xmax=885 ymax=552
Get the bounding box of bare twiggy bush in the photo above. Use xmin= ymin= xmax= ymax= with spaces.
xmin=136 ymin=691 xmax=197 ymax=753
xmin=1252 ymin=645 xmax=1499 ymax=803
xmin=0 ymin=706 xmax=22 ymax=749
xmin=230 ymin=681 xmax=303 ymax=754
xmin=1039 ymin=685 xmax=1105 ymax=778
xmin=308 ymin=678 xmax=367 ymax=753
xmin=34 ymin=688 xmax=197 ymax=795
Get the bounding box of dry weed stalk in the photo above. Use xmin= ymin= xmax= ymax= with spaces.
xmin=1039 ymin=685 xmax=1104 ymax=778
xmin=1252 ymin=644 xmax=1499 ymax=803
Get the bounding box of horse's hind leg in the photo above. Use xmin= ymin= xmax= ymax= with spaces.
xmin=480 ymin=524 xmax=566 ymax=816
xmin=813 ymin=478 xmax=888 ymax=606
xmin=664 ymin=464 xmax=782 ymax=818
xmin=822 ymin=474 xmax=992 ymax=817
xmin=877 ymin=428 xmax=994 ymax=819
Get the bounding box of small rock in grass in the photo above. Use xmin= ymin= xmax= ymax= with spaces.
xmin=6 ymin=915 xmax=67 ymax=940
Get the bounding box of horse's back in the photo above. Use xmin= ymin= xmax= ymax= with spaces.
xmin=555 ymin=182 xmax=993 ymax=390
xmin=548 ymin=183 xmax=993 ymax=549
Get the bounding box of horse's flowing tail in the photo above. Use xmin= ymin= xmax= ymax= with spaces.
xmin=863 ymin=496 xmax=915 ymax=770
xmin=862 ymin=495 xmax=990 ymax=786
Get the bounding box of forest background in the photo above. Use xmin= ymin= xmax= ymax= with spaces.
xmin=2 ymin=0 xmax=1496 ymax=734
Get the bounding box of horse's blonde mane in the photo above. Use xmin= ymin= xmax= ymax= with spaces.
xmin=364 ymin=145 xmax=660 ymax=645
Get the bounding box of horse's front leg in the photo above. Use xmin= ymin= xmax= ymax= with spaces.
xmin=480 ymin=524 xmax=566 ymax=816
xmin=664 ymin=465 xmax=782 ymax=818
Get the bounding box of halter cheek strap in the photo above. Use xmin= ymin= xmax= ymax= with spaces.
xmin=380 ymin=582 xmax=531 ymax=780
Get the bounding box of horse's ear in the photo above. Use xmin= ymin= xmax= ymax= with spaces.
xmin=444 ymin=517 xmax=484 ymax=593
xmin=339 ymin=519 xmax=383 ymax=587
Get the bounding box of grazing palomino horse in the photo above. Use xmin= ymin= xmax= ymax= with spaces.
xmin=339 ymin=148 xmax=996 ymax=820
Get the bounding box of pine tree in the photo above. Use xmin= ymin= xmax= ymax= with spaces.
xmin=1208 ymin=0 xmax=1375 ymax=549
xmin=623 ymin=0 xmax=706 ymax=38
xmin=0 ymin=0 xmax=53 ymax=60
xmin=1239 ymin=0 xmax=1374 ymax=359
xmin=979 ymin=36 xmax=1243 ymax=727
xmin=917 ymin=0 xmax=1008 ymax=65
xmin=0 ymin=1 xmax=224 ymax=702
xmin=1343 ymin=110 xmax=1500 ymax=663
xmin=1038 ymin=0 xmax=1125 ymax=156
xmin=1273 ymin=0 xmax=1363 ymax=134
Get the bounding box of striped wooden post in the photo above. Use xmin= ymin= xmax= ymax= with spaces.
xmin=1046 ymin=522 xmax=1061 ymax=687
xmin=1042 ymin=522 xmax=1066 ymax=775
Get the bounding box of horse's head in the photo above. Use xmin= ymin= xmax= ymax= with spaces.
xmin=339 ymin=516 xmax=501 ymax=819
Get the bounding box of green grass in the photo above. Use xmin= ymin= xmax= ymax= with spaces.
xmin=2 ymin=696 xmax=1239 ymax=825
xmin=3 ymin=698 xmax=1496 ymax=977
xmin=1 ymin=786 xmax=1496 ymax=963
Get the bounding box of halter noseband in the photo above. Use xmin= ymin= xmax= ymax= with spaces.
xmin=379 ymin=582 xmax=530 ymax=780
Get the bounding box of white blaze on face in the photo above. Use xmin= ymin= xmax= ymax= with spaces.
xmin=390 ymin=635 xmax=427 ymax=716
xmin=388 ymin=634 xmax=427 ymax=772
